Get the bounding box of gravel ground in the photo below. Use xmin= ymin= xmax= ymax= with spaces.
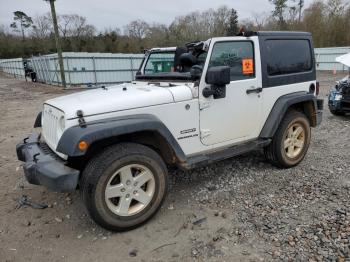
xmin=0 ymin=72 xmax=349 ymax=262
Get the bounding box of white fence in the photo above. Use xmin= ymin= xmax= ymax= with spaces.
xmin=29 ymin=53 xmax=144 ymax=86
xmin=0 ymin=52 xmax=144 ymax=87
xmin=0 ymin=58 xmax=25 ymax=77
xmin=315 ymin=47 xmax=350 ymax=71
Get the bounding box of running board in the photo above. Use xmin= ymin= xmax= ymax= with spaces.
xmin=179 ymin=139 xmax=271 ymax=170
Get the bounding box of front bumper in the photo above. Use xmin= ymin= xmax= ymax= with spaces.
xmin=16 ymin=133 xmax=79 ymax=192
xmin=328 ymin=91 xmax=342 ymax=111
xmin=328 ymin=92 xmax=350 ymax=112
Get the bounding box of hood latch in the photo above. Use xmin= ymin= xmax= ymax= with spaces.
xmin=76 ymin=110 xmax=87 ymax=128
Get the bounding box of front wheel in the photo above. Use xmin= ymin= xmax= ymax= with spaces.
xmin=81 ymin=143 xmax=168 ymax=231
xmin=264 ymin=111 xmax=311 ymax=168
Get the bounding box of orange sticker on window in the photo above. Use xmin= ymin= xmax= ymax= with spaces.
xmin=242 ymin=59 xmax=254 ymax=75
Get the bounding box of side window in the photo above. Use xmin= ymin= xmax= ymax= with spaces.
xmin=208 ymin=41 xmax=255 ymax=81
xmin=265 ymin=40 xmax=312 ymax=76
xmin=144 ymin=52 xmax=175 ymax=74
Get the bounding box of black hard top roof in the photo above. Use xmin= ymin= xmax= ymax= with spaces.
xmin=257 ymin=31 xmax=311 ymax=37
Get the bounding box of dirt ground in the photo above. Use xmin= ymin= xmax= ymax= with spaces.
xmin=0 ymin=72 xmax=349 ymax=262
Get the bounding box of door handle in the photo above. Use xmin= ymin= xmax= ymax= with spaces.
xmin=246 ymin=87 xmax=263 ymax=94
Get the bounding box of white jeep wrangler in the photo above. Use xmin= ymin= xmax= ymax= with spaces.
xmin=17 ymin=31 xmax=323 ymax=231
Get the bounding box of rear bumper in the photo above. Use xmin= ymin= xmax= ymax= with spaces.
xmin=16 ymin=133 xmax=79 ymax=192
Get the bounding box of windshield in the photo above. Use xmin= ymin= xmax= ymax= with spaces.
xmin=144 ymin=52 xmax=175 ymax=75
xmin=136 ymin=42 xmax=209 ymax=81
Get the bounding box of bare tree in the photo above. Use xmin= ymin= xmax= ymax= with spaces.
xmin=288 ymin=5 xmax=299 ymax=24
xmin=326 ymin=0 xmax=347 ymax=16
xmin=32 ymin=13 xmax=52 ymax=38
xmin=168 ymin=6 xmax=233 ymax=43
xmin=57 ymin=14 xmax=95 ymax=39
xmin=252 ymin=12 xmax=269 ymax=30
xmin=124 ymin=20 xmax=150 ymax=40
xmin=292 ymin=0 xmax=305 ymax=22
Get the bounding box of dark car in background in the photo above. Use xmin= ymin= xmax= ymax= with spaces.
xmin=328 ymin=75 xmax=350 ymax=116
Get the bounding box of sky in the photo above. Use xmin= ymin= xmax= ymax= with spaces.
xmin=0 ymin=0 xmax=314 ymax=32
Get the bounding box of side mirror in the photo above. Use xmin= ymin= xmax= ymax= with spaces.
xmin=203 ymin=66 xmax=230 ymax=99
xmin=190 ymin=65 xmax=203 ymax=80
xmin=206 ymin=66 xmax=230 ymax=86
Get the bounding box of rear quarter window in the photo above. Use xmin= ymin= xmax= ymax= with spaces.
xmin=265 ymin=39 xmax=313 ymax=76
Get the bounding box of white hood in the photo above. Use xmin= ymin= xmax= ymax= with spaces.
xmin=46 ymin=82 xmax=193 ymax=119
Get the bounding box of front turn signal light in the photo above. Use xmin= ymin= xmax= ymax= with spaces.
xmin=78 ymin=141 xmax=88 ymax=151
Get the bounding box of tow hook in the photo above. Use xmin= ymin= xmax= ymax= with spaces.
xmin=33 ymin=153 xmax=40 ymax=163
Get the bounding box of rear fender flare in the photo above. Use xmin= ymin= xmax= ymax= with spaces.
xmin=259 ymin=92 xmax=318 ymax=138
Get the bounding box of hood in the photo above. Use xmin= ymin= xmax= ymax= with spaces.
xmin=46 ymin=82 xmax=193 ymax=119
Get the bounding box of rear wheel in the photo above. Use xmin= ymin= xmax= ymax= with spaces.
xmin=264 ymin=111 xmax=311 ymax=168
xmin=81 ymin=143 xmax=168 ymax=231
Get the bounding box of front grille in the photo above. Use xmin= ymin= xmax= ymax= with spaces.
xmin=39 ymin=142 xmax=64 ymax=161
xmin=42 ymin=104 xmax=64 ymax=151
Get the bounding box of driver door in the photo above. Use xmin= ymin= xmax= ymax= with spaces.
xmin=199 ymin=37 xmax=263 ymax=146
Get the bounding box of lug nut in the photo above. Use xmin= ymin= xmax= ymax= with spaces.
xmin=126 ymin=194 xmax=130 ymax=198
xmin=126 ymin=180 xmax=131 ymax=185
xmin=133 ymin=190 xmax=138 ymax=195
xmin=121 ymin=188 xmax=125 ymax=192
xmin=134 ymin=182 xmax=138 ymax=186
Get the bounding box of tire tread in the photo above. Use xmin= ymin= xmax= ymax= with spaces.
xmin=80 ymin=142 xmax=167 ymax=231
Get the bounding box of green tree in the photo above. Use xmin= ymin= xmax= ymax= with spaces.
xmin=10 ymin=11 xmax=33 ymax=41
xmin=302 ymin=1 xmax=326 ymax=47
xmin=226 ymin=9 xmax=239 ymax=36
xmin=269 ymin=0 xmax=289 ymax=29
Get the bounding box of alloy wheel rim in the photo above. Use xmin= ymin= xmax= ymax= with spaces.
xmin=284 ymin=123 xmax=305 ymax=159
xmin=104 ymin=164 xmax=155 ymax=217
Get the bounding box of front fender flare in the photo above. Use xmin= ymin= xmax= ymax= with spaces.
xmin=34 ymin=111 xmax=42 ymax=128
xmin=56 ymin=114 xmax=186 ymax=162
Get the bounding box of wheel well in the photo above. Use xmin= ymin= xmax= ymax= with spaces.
xmin=260 ymin=97 xmax=318 ymax=139
xmin=68 ymin=131 xmax=178 ymax=171
xmin=288 ymin=100 xmax=317 ymax=127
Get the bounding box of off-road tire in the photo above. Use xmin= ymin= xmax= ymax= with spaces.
xmin=264 ymin=111 xmax=311 ymax=168
xmin=81 ymin=143 xmax=168 ymax=231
